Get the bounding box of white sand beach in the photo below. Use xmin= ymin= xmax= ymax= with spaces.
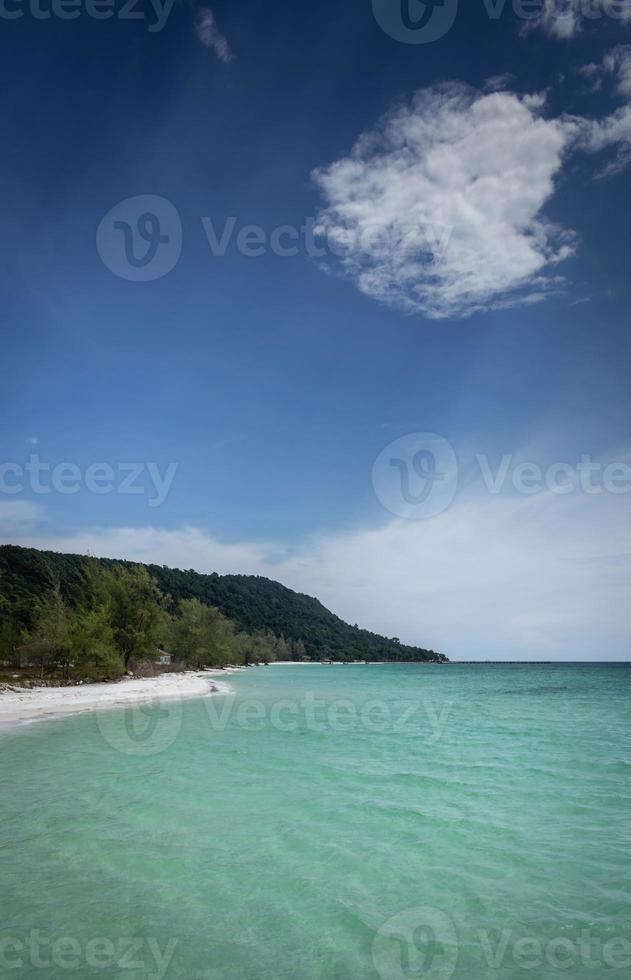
xmin=0 ymin=670 xmax=235 ymax=729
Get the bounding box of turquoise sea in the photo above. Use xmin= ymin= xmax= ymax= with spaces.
xmin=1 ymin=664 xmax=630 ymax=980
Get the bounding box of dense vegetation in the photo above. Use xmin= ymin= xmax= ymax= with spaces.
xmin=0 ymin=545 xmax=446 ymax=679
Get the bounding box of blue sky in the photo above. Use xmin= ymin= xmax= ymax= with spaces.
xmin=1 ymin=0 xmax=630 ymax=659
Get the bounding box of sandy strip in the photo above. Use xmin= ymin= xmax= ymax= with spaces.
xmin=0 ymin=670 xmax=236 ymax=729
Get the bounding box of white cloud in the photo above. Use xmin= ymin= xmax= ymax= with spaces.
xmin=604 ymin=45 xmax=631 ymax=96
xmin=575 ymin=47 xmax=631 ymax=175
xmin=581 ymin=104 xmax=631 ymax=174
xmin=578 ymin=61 xmax=604 ymax=90
xmin=313 ymin=84 xmax=576 ymax=319
xmin=4 ymin=481 xmax=630 ymax=661
xmin=533 ymin=0 xmax=584 ymax=39
xmin=580 ymin=46 xmax=631 ymax=96
xmin=195 ymin=7 xmax=234 ymax=63
xmin=0 ymin=501 xmax=44 ymax=535
xmin=528 ymin=0 xmax=631 ymax=39
xmin=484 ymin=73 xmax=517 ymax=92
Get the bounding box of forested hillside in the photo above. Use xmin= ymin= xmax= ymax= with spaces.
xmin=0 ymin=544 xmax=446 ymax=666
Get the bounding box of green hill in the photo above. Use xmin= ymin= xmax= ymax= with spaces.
xmin=0 ymin=544 xmax=446 ymax=663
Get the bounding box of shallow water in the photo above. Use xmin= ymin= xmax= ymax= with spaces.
xmin=1 ymin=664 xmax=630 ymax=979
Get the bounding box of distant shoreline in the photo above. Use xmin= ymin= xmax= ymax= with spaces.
xmin=268 ymin=659 xmax=447 ymax=665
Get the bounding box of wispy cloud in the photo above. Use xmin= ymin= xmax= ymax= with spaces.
xmin=530 ymin=0 xmax=585 ymax=39
xmin=580 ymin=46 xmax=631 ymax=97
xmin=313 ymin=83 xmax=576 ymax=320
xmin=0 ymin=501 xmax=44 ymax=535
xmin=607 ymin=46 xmax=631 ymax=98
xmin=484 ymin=73 xmax=517 ymax=92
xmin=527 ymin=0 xmax=631 ymax=39
xmin=575 ymin=48 xmax=631 ymax=176
xmin=4 ymin=475 xmax=630 ymax=660
xmin=195 ymin=7 xmax=234 ymax=63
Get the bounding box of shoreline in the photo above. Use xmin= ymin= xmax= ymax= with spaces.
xmin=0 ymin=669 xmax=239 ymax=730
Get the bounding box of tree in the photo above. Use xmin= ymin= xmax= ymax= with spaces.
xmin=290 ymin=638 xmax=307 ymax=661
xmin=0 ymin=604 xmax=24 ymax=667
xmin=99 ymin=566 xmax=170 ymax=667
xmin=20 ymin=583 xmax=71 ymax=678
xmin=68 ymin=606 xmax=122 ymax=680
xmin=238 ymin=630 xmax=273 ymax=665
xmin=169 ymin=598 xmax=239 ymax=668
